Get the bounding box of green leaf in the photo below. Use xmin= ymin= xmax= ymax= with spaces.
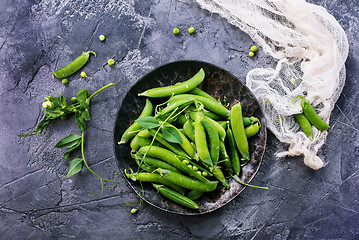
xmin=135 ymin=116 xmax=160 ymax=129
xmin=80 ymin=100 xmax=89 ymax=109
xmin=55 ymin=134 xmax=82 ymax=148
xmin=162 ymin=126 xmax=182 ymax=144
xmin=66 ymin=157 xmax=83 ymax=177
xmin=75 ymin=111 xmax=86 ymax=131
xmin=64 ymin=141 xmax=82 ymax=161
xmin=77 ymin=89 xmax=89 ymax=101
xmin=82 ymin=109 xmax=91 ymax=121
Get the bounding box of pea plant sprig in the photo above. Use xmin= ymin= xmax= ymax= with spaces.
xmin=21 ymin=82 xmax=122 ymax=185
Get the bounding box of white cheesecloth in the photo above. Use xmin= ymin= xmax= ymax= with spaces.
xmin=194 ymin=0 xmax=349 ymax=169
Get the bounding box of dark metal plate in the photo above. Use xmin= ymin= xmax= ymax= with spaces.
xmin=113 ymin=60 xmax=267 ymax=215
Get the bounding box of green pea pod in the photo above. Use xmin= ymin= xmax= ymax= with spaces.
xmin=155 ymin=98 xmax=194 ymax=119
xmin=188 ymin=87 xmax=217 ymax=102
xmin=162 ymin=122 xmax=197 ymax=160
xmin=194 ymin=112 xmax=213 ymax=166
xmin=132 ymin=155 xmax=181 ymax=173
xmin=243 ymin=116 xmax=259 ymax=127
xmin=186 ymin=159 xmax=213 ymax=177
xmin=119 ymin=99 xmax=153 ymax=144
xmin=148 ymin=129 xmax=189 ymax=157
xmin=183 ymin=119 xmax=196 ymax=142
xmin=245 ymin=121 xmax=261 ymax=138
xmin=137 ymin=129 xmax=151 ymax=138
xmin=137 ymin=146 xmax=185 ymax=171
xmin=125 ymin=171 xmax=185 ymax=195
xmin=133 ymin=156 xmax=157 ymax=173
xmin=152 ymin=184 xmax=198 ymax=209
xmin=179 ymin=157 xmax=209 ymax=182
xmin=174 ymin=114 xmax=187 ymax=126
xmin=158 ymin=168 xmax=218 ymax=192
xmin=219 ymin=140 xmax=232 ymax=172
xmin=294 ymin=113 xmax=313 ymax=140
xmin=170 ymin=94 xmax=229 ymax=117
xmin=230 ymin=102 xmax=250 ymax=161
xmin=53 ymin=51 xmax=97 ymax=79
xmin=189 ymin=112 xmax=226 ymax=141
xmin=186 ymin=190 xmax=203 ymax=200
xmin=218 ymin=121 xmax=228 ymax=130
xmin=212 ymin=166 xmax=230 ymax=189
xmin=226 ymin=126 xmax=241 ymax=175
xmin=138 ymin=68 xmax=205 ymax=97
xmin=295 ymin=95 xmax=330 ymax=131
xmin=203 ymin=110 xmax=223 ymax=121
xmin=201 ymin=118 xmax=220 ymax=166
xmin=130 ymin=135 xmax=151 ymax=151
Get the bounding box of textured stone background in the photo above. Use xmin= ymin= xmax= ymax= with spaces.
xmin=0 ymin=0 xmax=358 ymax=239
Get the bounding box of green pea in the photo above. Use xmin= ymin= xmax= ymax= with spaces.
xmin=250 ymin=45 xmax=258 ymax=52
xmin=99 ymin=35 xmax=106 ymax=41
xmin=202 ymin=171 xmax=208 ymax=177
xmin=80 ymin=71 xmax=87 ymax=78
xmin=182 ymin=159 xmax=190 ymax=165
xmin=188 ymin=26 xmax=195 ymax=34
xmin=248 ymin=52 xmax=254 ymax=57
xmin=71 ymin=97 xmax=78 ymax=103
xmin=53 ymin=51 xmax=96 ymax=79
xmin=192 ymin=166 xmax=199 ymax=171
xmin=42 ymin=101 xmax=52 ymax=109
xmin=62 ymin=78 xmax=69 ymax=84
xmin=131 ymin=208 xmax=137 ymax=214
xmin=108 ymin=59 xmax=115 ymax=65
xmin=173 ymin=28 xmax=180 ymax=35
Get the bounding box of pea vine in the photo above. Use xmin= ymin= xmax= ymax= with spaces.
xmin=20 ymin=82 xmax=123 ymax=184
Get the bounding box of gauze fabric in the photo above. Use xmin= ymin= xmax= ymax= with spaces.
xmin=195 ymin=0 xmax=349 ymax=169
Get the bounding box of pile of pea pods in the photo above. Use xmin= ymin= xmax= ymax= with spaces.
xmin=120 ymin=68 xmax=261 ymax=210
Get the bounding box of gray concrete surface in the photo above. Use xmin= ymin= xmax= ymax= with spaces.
xmin=0 ymin=0 xmax=358 ymax=239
